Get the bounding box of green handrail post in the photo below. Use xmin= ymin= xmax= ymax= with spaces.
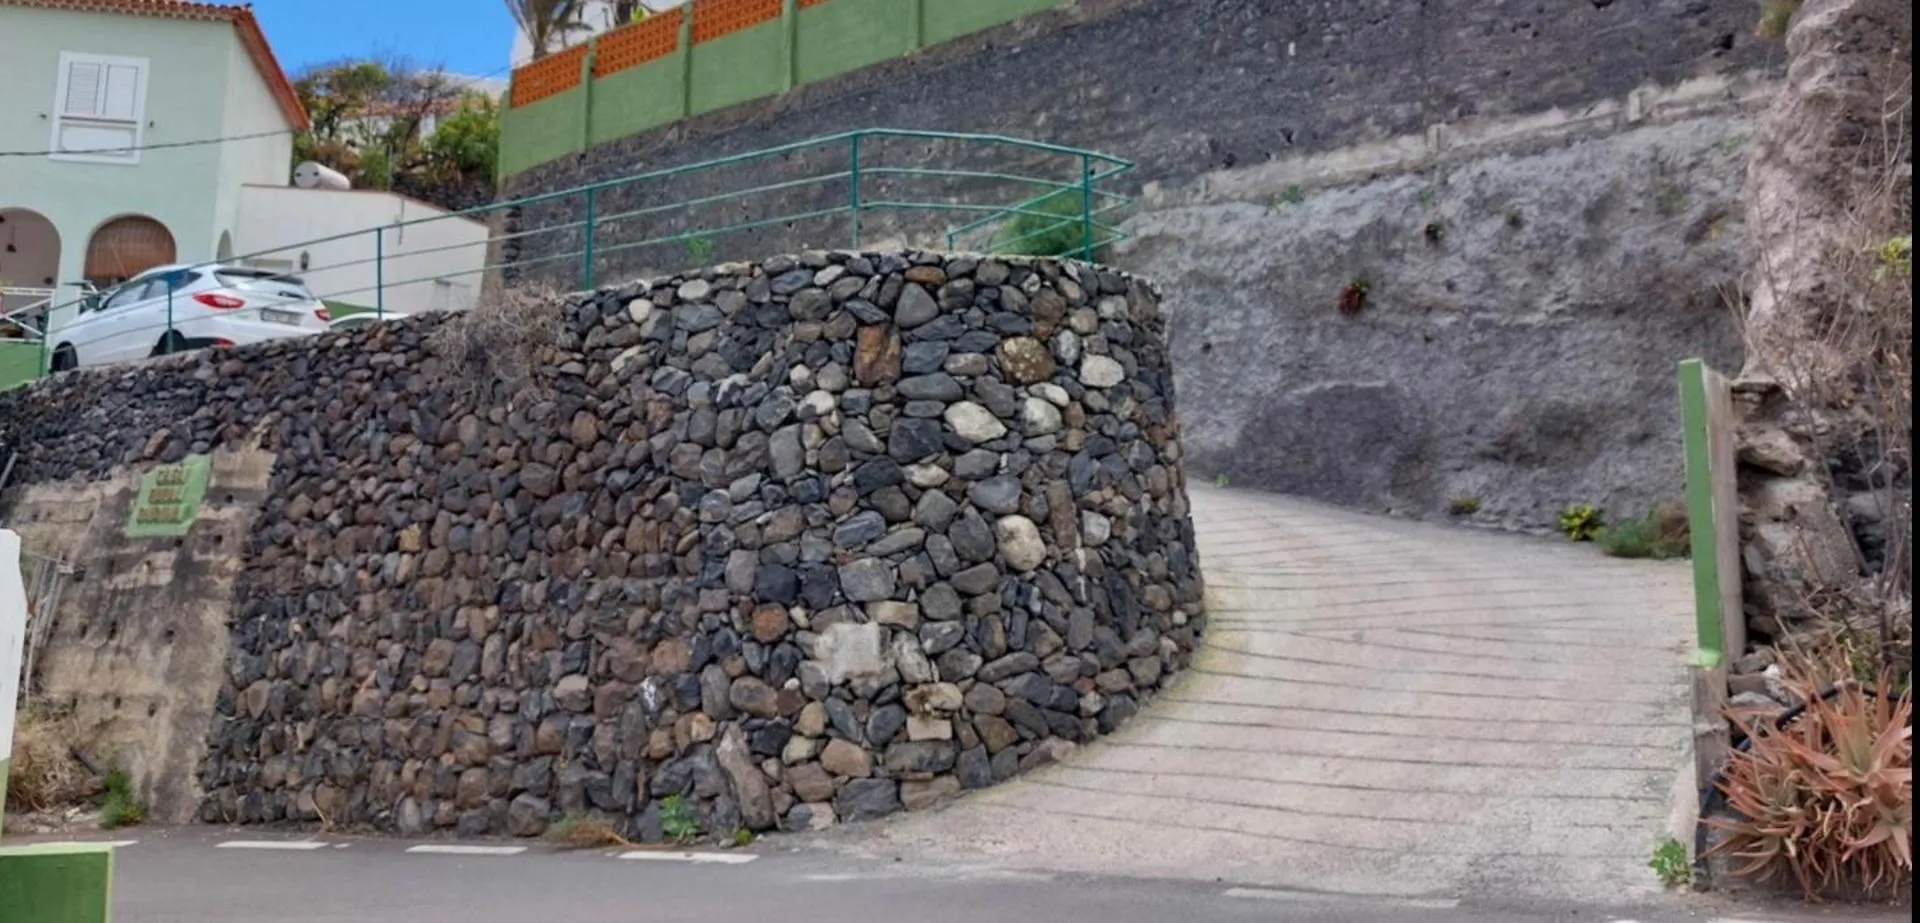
xmin=1078 ymin=153 xmax=1095 ymax=261
xmin=374 ymin=227 xmax=386 ymax=319
xmin=583 ymin=187 xmax=599 ymax=290
xmin=848 ymin=133 xmax=864 ymax=250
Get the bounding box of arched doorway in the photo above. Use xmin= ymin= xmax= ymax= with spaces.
xmin=85 ymin=214 xmax=175 ymax=287
xmin=0 ymin=207 xmax=61 ymax=322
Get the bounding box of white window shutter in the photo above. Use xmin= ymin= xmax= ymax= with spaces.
xmin=101 ymin=64 xmax=141 ymax=120
xmin=63 ymin=60 xmax=103 ymax=117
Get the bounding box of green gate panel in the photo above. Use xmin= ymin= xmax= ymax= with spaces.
xmin=0 ymin=843 xmax=115 ymax=923
xmin=795 ymin=0 xmax=915 ymax=85
xmin=689 ymin=22 xmax=787 ymax=117
xmin=922 ymin=0 xmax=1063 ymax=45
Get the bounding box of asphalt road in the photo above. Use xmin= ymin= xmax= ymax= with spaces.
xmin=23 ymin=828 xmax=1901 ymax=923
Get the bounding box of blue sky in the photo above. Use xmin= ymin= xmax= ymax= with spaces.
xmin=251 ymin=0 xmax=517 ymax=78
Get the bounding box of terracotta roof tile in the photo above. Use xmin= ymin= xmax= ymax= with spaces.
xmin=0 ymin=0 xmax=310 ymax=131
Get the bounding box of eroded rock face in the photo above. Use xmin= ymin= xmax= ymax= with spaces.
xmin=1733 ymin=0 xmax=1912 ymax=645
xmin=0 ymin=251 xmax=1204 ymax=841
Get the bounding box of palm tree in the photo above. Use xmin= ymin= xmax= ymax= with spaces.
xmin=505 ymin=0 xmax=588 ymax=60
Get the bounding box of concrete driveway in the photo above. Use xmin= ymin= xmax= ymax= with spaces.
xmin=823 ymin=485 xmax=1699 ymax=904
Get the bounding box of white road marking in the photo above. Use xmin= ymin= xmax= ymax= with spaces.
xmin=31 ymin=840 xmax=139 ymax=848
xmin=215 ymin=840 xmax=331 ymax=851
xmin=405 ymin=844 xmax=528 ymax=857
xmin=615 ymin=850 xmax=758 ymax=865
xmin=1222 ymin=887 xmax=1460 ymax=910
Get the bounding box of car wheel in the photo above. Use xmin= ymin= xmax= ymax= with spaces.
xmin=50 ymin=344 xmax=78 ymax=373
xmin=152 ymin=331 xmax=188 ymax=357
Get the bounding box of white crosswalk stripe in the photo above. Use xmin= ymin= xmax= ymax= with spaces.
xmin=615 ymin=850 xmax=757 ymax=864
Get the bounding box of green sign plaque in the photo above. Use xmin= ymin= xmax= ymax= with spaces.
xmin=125 ymin=454 xmax=213 ymax=538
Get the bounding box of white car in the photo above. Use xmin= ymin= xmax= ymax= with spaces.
xmin=46 ymin=264 xmax=330 ymax=371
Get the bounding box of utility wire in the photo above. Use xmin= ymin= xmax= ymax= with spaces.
xmin=0 ymin=127 xmax=297 ymax=158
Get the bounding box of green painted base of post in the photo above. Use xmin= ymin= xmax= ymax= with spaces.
xmin=0 ymin=843 xmax=116 ymax=923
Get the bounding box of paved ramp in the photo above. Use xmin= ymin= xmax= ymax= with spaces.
xmin=841 ymin=486 xmax=1697 ymax=903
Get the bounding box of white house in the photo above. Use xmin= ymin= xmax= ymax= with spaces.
xmin=0 ymin=0 xmax=308 ymax=327
xmin=0 ymin=0 xmax=491 ymax=372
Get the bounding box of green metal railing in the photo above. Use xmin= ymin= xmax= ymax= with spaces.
xmin=0 ymin=128 xmax=1133 ymax=389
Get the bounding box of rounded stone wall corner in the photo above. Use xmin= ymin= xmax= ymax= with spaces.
xmin=8 ymin=249 xmax=1206 ymax=841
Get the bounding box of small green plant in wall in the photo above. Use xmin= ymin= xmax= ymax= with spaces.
xmin=1448 ymin=496 xmax=1482 ymax=516
xmin=1648 ymin=837 xmax=1691 ymax=888
xmin=1558 ymin=503 xmax=1605 ymax=542
xmin=100 ymin=768 xmax=148 ymax=829
xmin=683 ymin=234 xmax=717 ymax=265
xmin=659 ymin=793 xmax=700 ymax=843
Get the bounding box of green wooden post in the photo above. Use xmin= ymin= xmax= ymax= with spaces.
xmin=1679 ymin=358 xmax=1744 ymax=667
xmin=911 ymin=0 xmax=927 ymax=49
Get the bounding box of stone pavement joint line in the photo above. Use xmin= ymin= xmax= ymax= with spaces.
xmin=843 ymin=485 xmax=1697 ymax=903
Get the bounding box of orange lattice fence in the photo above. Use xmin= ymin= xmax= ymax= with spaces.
xmin=798 ymin=0 xmax=832 ymax=7
xmin=511 ymin=43 xmax=589 ymax=108
xmin=594 ymin=8 xmax=686 ymax=78
xmin=692 ymin=0 xmax=784 ymax=44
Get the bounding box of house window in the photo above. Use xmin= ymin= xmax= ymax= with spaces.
xmin=49 ymin=52 xmax=150 ymax=165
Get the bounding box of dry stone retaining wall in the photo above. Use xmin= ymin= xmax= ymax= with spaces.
xmin=0 ymin=252 xmax=1203 ymax=840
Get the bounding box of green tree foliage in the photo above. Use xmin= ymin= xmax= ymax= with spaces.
xmin=291 ymin=57 xmax=500 ymax=211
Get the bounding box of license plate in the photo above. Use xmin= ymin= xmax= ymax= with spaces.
xmin=261 ymin=308 xmax=301 ymax=325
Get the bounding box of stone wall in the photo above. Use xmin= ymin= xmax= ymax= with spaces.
xmin=0 ymin=252 xmax=1203 ymax=839
xmin=496 ymin=0 xmax=1775 ymax=528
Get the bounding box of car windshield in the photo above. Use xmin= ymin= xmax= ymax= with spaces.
xmin=214 ymin=269 xmax=315 ymax=301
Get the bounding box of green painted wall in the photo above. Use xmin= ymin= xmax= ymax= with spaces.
xmin=923 ymin=0 xmax=1062 ymax=44
xmin=502 ymin=0 xmax=1071 ymax=177
xmin=689 ymin=21 xmax=788 ymax=116
xmin=0 ymin=843 xmax=115 ymax=923
xmin=795 ymin=0 xmax=915 ymax=85
xmin=0 ymin=343 xmax=41 ymax=391
xmin=501 ymin=90 xmax=589 ymax=178
xmin=589 ymin=58 xmax=687 ymax=147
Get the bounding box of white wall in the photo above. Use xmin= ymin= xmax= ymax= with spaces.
xmin=235 ymin=187 xmax=490 ymax=316
xmin=0 ymin=530 xmax=26 ymax=778
xmin=217 ymin=34 xmax=297 ymax=261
